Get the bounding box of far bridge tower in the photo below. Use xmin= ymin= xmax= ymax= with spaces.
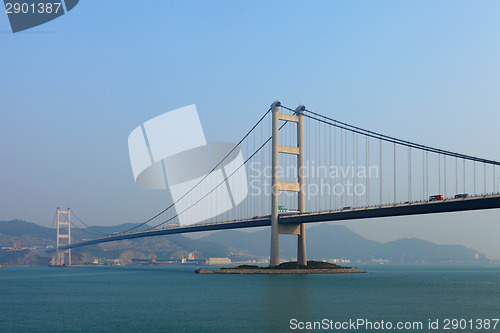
xmin=51 ymin=208 xmax=71 ymax=266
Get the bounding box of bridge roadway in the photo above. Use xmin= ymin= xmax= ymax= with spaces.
xmin=59 ymin=194 xmax=500 ymax=250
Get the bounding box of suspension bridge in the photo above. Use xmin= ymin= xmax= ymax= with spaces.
xmin=51 ymin=101 xmax=500 ymax=266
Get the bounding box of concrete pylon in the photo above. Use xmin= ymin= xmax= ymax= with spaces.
xmin=269 ymin=101 xmax=307 ymax=266
xmin=296 ymin=105 xmax=307 ymax=266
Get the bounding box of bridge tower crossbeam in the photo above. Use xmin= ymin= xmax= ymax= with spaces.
xmin=270 ymin=101 xmax=307 ymax=266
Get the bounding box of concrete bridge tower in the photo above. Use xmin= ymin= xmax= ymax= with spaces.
xmin=270 ymin=101 xmax=307 ymax=266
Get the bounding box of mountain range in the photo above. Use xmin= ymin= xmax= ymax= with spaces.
xmin=199 ymin=225 xmax=487 ymax=263
xmin=0 ymin=219 xmax=488 ymax=265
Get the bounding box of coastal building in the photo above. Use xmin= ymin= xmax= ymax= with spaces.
xmin=208 ymin=258 xmax=232 ymax=265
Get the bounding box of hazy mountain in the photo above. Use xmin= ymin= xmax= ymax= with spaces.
xmin=380 ymin=238 xmax=486 ymax=263
xmin=0 ymin=220 xmax=227 ymax=265
xmin=199 ymin=224 xmax=488 ymax=264
xmin=198 ymin=225 xmax=383 ymax=259
xmin=0 ymin=219 xmax=54 ymax=240
xmin=0 ymin=219 xmax=488 ymax=265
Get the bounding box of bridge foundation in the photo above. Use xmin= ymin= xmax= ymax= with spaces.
xmin=270 ymin=101 xmax=307 ymax=266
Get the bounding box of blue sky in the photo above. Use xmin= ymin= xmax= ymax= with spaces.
xmin=1 ymin=1 xmax=500 ymax=258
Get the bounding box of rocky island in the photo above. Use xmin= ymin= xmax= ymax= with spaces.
xmin=195 ymin=260 xmax=366 ymax=274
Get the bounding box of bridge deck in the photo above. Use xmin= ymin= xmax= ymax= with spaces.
xmin=59 ymin=194 xmax=500 ymax=250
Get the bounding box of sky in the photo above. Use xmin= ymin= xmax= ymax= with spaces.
xmin=1 ymin=1 xmax=500 ymax=258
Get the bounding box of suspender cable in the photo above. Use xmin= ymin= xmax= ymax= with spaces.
xmin=329 ymin=124 xmax=332 ymax=210
xmin=316 ymin=120 xmax=319 ymax=211
xmin=334 ymin=123 xmax=337 ymax=210
xmin=380 ymin=139 xmax=382 ymax=205
xmin=254 ymin=118 xmax=257 ymax=218
xmin=345 ymin=129 xmax=348 ymax=206
xmin=444 ymin=155 xmax=447 ymax=199
xmin=325 ymin=122 xmax=328 ymax=210
xmin=307 ymin=117 xmax=310 ymax=211
xmin=262 ymin=116 xmax=266 ymax=217
xmin=494 ymin=165 xmax=496 ymax=193
xmin=474 ymin=161 xmax=476 ymax=195
xmin=353 ymin=132 xmax=355 ymax=207
xmin=426 ymin=151 xmax=429 ymax=199
xmin=394 ymin=142 xmax=396 ymax=203
xmin=484 ymin=163 xmax=487 ymax=194
xmin=317 ymin=121 xmax=321 ymax=211
xmin=341 ymin=128 xmax=344 ymax=208
xmin=366 ymin=135 xmax=370 ymax=206
xmin=463 ymin=159 xmax=466 ymax=194
xmin=422 ymin=151 xmax=425 ymax=201
xmin=408 ymin=147 xmax=412 ymax=202
xmin=438 ymin=154 xmax=441 ymax=195
xmin=320 ymin=122 xmax=323 ymax=210
xmin=355 ymin=134 xmax=358 ymax=207
xmin=246 ymin=137 xmax=249 ymax=219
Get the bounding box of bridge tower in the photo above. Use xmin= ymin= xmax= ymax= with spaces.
xmin=270 ymin=101 xmax=307 ymax=266
xmin=52 ymin=208 xmax=71 ymax=266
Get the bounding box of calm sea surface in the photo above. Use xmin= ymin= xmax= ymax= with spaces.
xmin=1 ymin=265 xmax=499 ymax=332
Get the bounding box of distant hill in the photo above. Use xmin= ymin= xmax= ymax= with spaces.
xmin=380 ymin=238 xmax=485 ymax=263
xmin=197 ymin=225 xmax=383 ymax=259
xmin=199 ymin=224 xmax=488 ymax=264
xmin=0 ymin=219 xmax=54 ymax=240
xmin=0 ymin=219 xmax=227 ymax=265
xmin=0 ymin=219 xmax=488 ymax=265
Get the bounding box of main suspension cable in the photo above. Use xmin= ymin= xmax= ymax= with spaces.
xmin=300 ymin=111 xmax=500 ymax=166
xmin=120 ymin=107 xmax=272 ymax=234
xmin=145 ymin=119 xmax=292 ymax=230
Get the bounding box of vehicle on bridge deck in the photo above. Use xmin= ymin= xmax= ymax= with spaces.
xmin=454 ymin=193 xmax=469 ymax=199
xmin=281 ymin=210 xmax=300 ymax=215
xmin=429 ymin=194 xmax=444 ymax=201
xmin=277 ymin=205 xmax=300 ymax=215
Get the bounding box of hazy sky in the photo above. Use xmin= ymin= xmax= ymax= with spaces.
xmin=1 ymin=1 xmax=499 ymax=259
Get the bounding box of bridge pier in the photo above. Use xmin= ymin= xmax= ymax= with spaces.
xmin=270 ymin=101 xmax=307 ymax=266
xmin=297 ymin=223 xmax=306 ymax=266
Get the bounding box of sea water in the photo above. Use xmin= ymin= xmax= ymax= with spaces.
xmin=1 ymin=265 xmax=499 ymax=332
